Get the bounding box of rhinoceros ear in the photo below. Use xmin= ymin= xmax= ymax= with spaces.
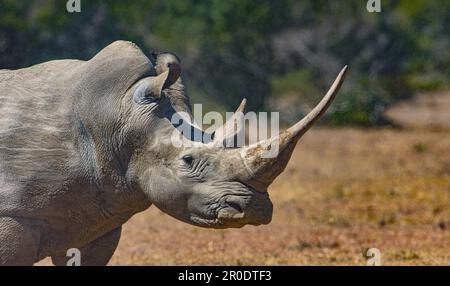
xmin=133 ymin=71 xmax=170 ymax=104
xmin=152 ymin=52 xmax=181 ymax=89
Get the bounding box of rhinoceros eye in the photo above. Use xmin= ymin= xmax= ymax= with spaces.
xmin=182 ymin=154 xmax=193 ymax=165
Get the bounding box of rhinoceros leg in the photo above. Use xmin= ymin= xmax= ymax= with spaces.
xmin=51 ymin=226 xmax=122 ymax=266
xmin=0 ymin=217 xmax=41 ymax=266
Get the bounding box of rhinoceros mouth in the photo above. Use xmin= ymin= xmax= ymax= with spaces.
xmin=189 ymin=204 xmax=250 ymax=229
xmin=189 ymin=214 xmax=228 ymax=228
xmin=189 ymin=215 xmax=254 ymax=229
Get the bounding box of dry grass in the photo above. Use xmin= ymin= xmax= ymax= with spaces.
xmin=39 ymin=128 xmax=450 ymax=265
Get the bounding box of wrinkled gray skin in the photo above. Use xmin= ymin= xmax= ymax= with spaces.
xmin=0 ymin=41 xmax=347 ymax=265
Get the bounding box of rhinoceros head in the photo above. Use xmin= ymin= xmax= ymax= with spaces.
xmin=73 ymin=41 xmax=347 ymax=229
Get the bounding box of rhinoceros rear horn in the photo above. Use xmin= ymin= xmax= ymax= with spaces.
xmin=152 ymin=52 xmax=181 ymax=89
xmin=211 ymin=98 xmax=247 ymax=146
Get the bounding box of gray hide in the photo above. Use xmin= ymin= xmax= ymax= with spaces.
xmin=0 ymin=41 xmax=347 ymax=265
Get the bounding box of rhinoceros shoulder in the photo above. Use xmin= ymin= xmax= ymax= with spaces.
xmin=0 ymin=41 xmax=153 ymax=218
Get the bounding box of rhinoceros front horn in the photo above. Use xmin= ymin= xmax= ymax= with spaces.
xmin=235 ymin=66 xmax=348 ymax=190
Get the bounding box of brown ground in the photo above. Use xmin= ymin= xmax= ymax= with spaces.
xmin=39 ymin=128 xmax=450 ymax=265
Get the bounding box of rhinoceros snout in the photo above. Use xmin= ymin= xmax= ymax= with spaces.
xmin=216 ymin=191 xmax=273 ymax=228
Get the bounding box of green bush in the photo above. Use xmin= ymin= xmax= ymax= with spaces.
xmin=0 ymin=0 xmax=448 ymax=125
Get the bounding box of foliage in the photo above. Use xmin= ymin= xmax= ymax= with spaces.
xmin=0 ymin=0 xmax=448 ymax=125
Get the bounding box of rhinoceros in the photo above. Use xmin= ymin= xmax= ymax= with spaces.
xmin=0 ymin=41 xmax=347 ymax=265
